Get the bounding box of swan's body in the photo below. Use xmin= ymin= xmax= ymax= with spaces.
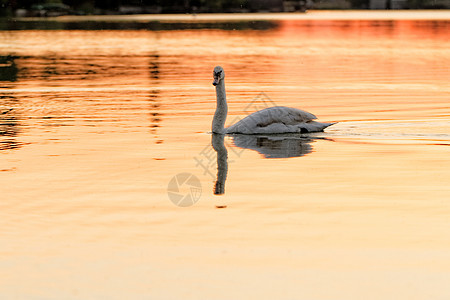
xmin=226 ymin=106 xmax=333 ymax=134
xmin=212 ymin=66 xmax=335 ymax=134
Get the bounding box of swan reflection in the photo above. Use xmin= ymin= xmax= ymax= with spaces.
xmin=231 ymin=134 xmax=316 ymax=158
xmin=211 ymin=133 xmax=228 ymax=195
xmin=211 ymin=133 xmax=326 ymax=195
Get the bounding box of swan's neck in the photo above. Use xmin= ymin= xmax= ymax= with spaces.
xmin=212 ymin=80 xmax=227 ymax=134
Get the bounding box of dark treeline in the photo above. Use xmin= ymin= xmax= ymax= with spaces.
xmin=2 ymin=0 xmax=254 ymax=15
xmin=1 ymin=0 xmax=447 ymax=16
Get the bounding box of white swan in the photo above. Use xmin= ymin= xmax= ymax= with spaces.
xmin=212 ymin=66 xmax=335 ymax=134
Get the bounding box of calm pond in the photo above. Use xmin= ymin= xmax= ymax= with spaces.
xmin=1 ymin=11 xmax=449 ymax=299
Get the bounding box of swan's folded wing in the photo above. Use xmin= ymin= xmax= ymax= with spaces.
xmin=226 ymin=106 xmax=318 ymax=134
xmin=284 ymin=107 xmax=317 ymax=124
xmin=253 ymin=106 xmax=317 ymax=127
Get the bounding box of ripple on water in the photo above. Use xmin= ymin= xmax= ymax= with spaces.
xmin=328 ymin=120 xmax=450 ymax=143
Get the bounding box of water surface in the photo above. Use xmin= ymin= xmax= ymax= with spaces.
xmin=1 ymin=12 xmax=450 ymax=299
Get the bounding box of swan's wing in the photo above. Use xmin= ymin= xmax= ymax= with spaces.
xmin=226 ymin=106 xmax=317 ymax=133
xmin=252 ymin=106 xmax=317 ymax=127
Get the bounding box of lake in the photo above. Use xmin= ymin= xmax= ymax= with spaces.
xmin=1 ymin=11 xmax=449 ymax=299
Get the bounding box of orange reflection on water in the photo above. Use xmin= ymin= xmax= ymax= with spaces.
xmin=0 ymin=13 xmax=450 ymax=299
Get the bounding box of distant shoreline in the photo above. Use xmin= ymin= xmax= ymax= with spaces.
xmin=11 ymin=10 xmax=450 ymax=22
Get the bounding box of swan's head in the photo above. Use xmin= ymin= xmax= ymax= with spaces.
xmin=212 ymin=66 xmax=224 ymax=86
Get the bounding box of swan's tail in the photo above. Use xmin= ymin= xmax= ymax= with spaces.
xmin=305 ymin=121 xmax=337 ymax=132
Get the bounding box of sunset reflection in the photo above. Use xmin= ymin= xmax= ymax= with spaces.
xmin=0 ymin=12 xmax=449 ymax=300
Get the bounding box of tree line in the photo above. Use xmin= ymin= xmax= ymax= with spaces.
xmin=2 ymin=0 xmax=251 ymax=15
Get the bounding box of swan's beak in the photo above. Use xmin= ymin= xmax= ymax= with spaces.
xmin=212 ymin=78 xmax=219 ymax=86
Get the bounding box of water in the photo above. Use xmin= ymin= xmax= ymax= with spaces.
xmin=1 ymin=12 xmax=450 ymax=299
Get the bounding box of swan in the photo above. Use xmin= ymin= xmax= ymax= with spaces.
xmin=212 ymin=66 xmax=335 ymax=134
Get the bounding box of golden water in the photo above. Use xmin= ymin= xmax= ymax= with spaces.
xmin=1 ymin=12 xmax=449 ymax=299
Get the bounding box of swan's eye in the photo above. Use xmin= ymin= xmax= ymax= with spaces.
xmin=215 ymin=71 xmax=222 ymax=77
